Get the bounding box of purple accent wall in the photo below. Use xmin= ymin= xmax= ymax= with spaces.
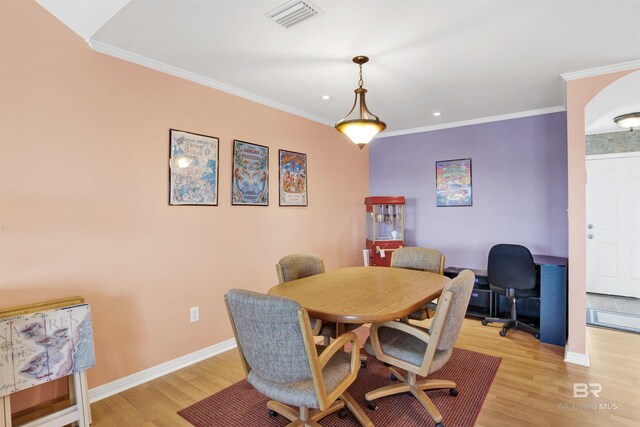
xmin=369 ymin=112 xmax=568 ymax=269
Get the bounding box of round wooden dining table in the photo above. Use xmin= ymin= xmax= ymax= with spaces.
xmin=268 ymin=266 xmax=450 ymax=324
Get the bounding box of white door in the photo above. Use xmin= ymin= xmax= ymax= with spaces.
xmin=586 ymin=153 xmax=640 ymax=298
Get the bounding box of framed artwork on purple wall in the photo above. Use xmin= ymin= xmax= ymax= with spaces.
xmin=436 ymin=158 xmax=472 ymax=207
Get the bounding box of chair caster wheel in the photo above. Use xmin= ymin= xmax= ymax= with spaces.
xmin=499 ymin=329 xmax=507 ymax=337
xmin=534 ymin=333 xmax=540 ymax=339
xmin=481 ymin=319 xmax=489 ymax=326
xmin=360 ymin=360 xmax=367 ymax=369
xmin=366 ymin=400 xmax=377 ymax=410
xmin=390 ymin=373 xmax=398 ymax=381
xmin=449 ymin=388 xmax=458 ymax=397
xmin=268 ymin=409 xmax=278 ymax=417
xmin=338 ymin=408 xmax=349 ymax=419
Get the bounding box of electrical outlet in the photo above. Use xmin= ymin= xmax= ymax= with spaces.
xmin=190 ymin=306 xmax=200 ymax=323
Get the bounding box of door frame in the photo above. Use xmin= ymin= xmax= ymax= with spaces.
xmin=585 ymin=151 xmax=640 ymax=298
xmin=586 ymin=151 xmax=640 ymax=161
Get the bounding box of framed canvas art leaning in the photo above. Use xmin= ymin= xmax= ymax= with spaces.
xmin=436 ymin=158 xmax=472 ymax=207
xmin=169 ymin=129 xmax=219 ymax=206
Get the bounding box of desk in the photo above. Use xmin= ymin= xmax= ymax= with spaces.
xmin=444 ymin=255 xmax=568 ymax=346
xmin=268 ymin=266 xmax=450 ymax=324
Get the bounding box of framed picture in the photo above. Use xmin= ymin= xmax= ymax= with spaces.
xmin=169 ymin=129 xmax=219 ymax=206
xmin=436 ymin=158 xmax=472 ymax=207
xmin=232 ymin=140 xmax=269 ymax=206
xmin=279 ymin=150 xmax=308 ymax=206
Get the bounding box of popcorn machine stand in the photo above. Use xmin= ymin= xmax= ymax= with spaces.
xmin=365 ymin=196 xmax=405 ymax=267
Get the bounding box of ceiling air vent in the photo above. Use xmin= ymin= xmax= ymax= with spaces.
xmin=266 ymin=0 xmax=322 ymax=28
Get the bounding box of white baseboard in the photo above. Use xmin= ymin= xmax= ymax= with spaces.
xmin=89 ymin=338 xmax=237 ymax=402
xmin=564 ymin=348 xmax=590 ymax=367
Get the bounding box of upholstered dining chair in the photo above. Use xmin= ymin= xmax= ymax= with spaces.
xmin=276 ymin=254 xmax=362 ymax=349
xmin=276 ymin=254 xmax=332 ymax=344
xmin=390 ymin=246 xmax=445 ymax=320
xmin=363 ymin=270 xmax=475 ymax=427
xmin=225 ymin=289 xmax=372 ymax=427
xmin=276 ymin=253 xmax=326 ymax=284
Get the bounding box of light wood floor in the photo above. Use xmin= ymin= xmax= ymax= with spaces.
xmin=83 ymin=319 xmax=640 ymax=426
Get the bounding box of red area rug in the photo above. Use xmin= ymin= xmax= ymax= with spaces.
xmin=178 ymin=346 xmax=500 ymax=427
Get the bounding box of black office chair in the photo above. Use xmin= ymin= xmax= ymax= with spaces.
xmin=481 ymin=244 xmax=540 ymax=338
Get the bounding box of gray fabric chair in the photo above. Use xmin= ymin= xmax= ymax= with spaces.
xmin=276 ymin=253 xmax=331 ymax=343
xmin=276 ymin=254 xmax=360 ymax=347
xmin=391 ymin=247 xmax=445 ymax=320
xmin=363 ymin=270 xmax=475 ymax=427
xmin=225 ymin=289 xmax=372 ymax=427
xmin=276 ymin=253 xmax=326 ymax=284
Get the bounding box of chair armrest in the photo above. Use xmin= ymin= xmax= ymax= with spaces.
xmin=369 ymin=321 xmax=432 ymax=374
xmin=318 ymin=331 xmax=359 ymax=369
xmin=317 ymin=331 xmax=360 ymax=407
xmin=371 ymin=320 xmax=431 ymax=346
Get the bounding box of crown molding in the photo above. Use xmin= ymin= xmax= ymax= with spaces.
xmin=561 ymin=60 xmax=640 ymax=81
xmin=377 ymin=106 xmax=566 ymax=139
xmin=87 ymin=39 xmax=582 ymax=138
xmin=88 ymin=40 xmax=334 ymax=127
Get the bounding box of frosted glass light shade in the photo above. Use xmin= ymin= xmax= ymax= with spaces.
xmin=336 ymin=121 xmax=386 ymax=148
xmin=614 ymin=112 xmax=640 ymax=130
xmin=335 ymin=87 xmax=386 ymax=148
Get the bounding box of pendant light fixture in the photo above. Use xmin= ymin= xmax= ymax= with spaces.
xmin=335 ymin=56 xmax=386 ymax=149
xmin=614 ymin=112 xmax=640 ymax=131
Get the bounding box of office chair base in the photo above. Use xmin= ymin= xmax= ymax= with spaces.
xmin=484 ymin=317 xmax=539 ymax=338
xmin=483 ymin=293 xmax=540 ymax=339
xmin=365 ymin=369 xmax=456 ymax=426
xmin=502 ymin=319 xmax=539 ymax=338
xmin=482 ymin=317 xmax=510 ymax=326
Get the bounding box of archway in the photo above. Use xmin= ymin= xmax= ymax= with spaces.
xmin=564 ymin=66 xmax=639 ymax=365
xmin=584 ymin=70 xmax=640 ymax=332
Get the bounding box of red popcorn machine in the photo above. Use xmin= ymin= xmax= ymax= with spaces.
xmin=365 ymin=196 xmax=405 ymax=267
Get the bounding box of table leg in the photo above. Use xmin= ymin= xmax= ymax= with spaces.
xmin=72 ymin=372 xmax=91 ymax=427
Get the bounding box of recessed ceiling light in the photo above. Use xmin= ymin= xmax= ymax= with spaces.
xmin=322 ymin=95 xmax=331 ymax=100
xmin=433 ymin=112 xmax=441 ymax=117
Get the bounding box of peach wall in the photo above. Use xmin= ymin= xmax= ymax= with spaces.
xmin=0 ymin=0 xmax=369 ymax=412
xmin=565 ymin=68 xmax=638 ymax=357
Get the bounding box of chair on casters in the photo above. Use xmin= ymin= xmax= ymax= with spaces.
xmin=363 ymin=270 xmax=475 ymax=427
xmin=390 ymin=247 xmax=445 ymax=320
xmin=277 ymin=254 xmax=333 ymax=344
xmin=225 ymin=289 xmax=373 ymax=427
xmin=481 ymin=244 xmax=540 ymax=339
xmin=276 ymin=254 xmax=365 ymax=366
xmin=276 ymin=253 xmax=326 ymax=284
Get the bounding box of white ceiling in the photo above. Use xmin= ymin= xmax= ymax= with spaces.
xmin=38 ymin=0 xmax=640 ymax=136
xmin=586 ymin=70 xmax=640 ymax=135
